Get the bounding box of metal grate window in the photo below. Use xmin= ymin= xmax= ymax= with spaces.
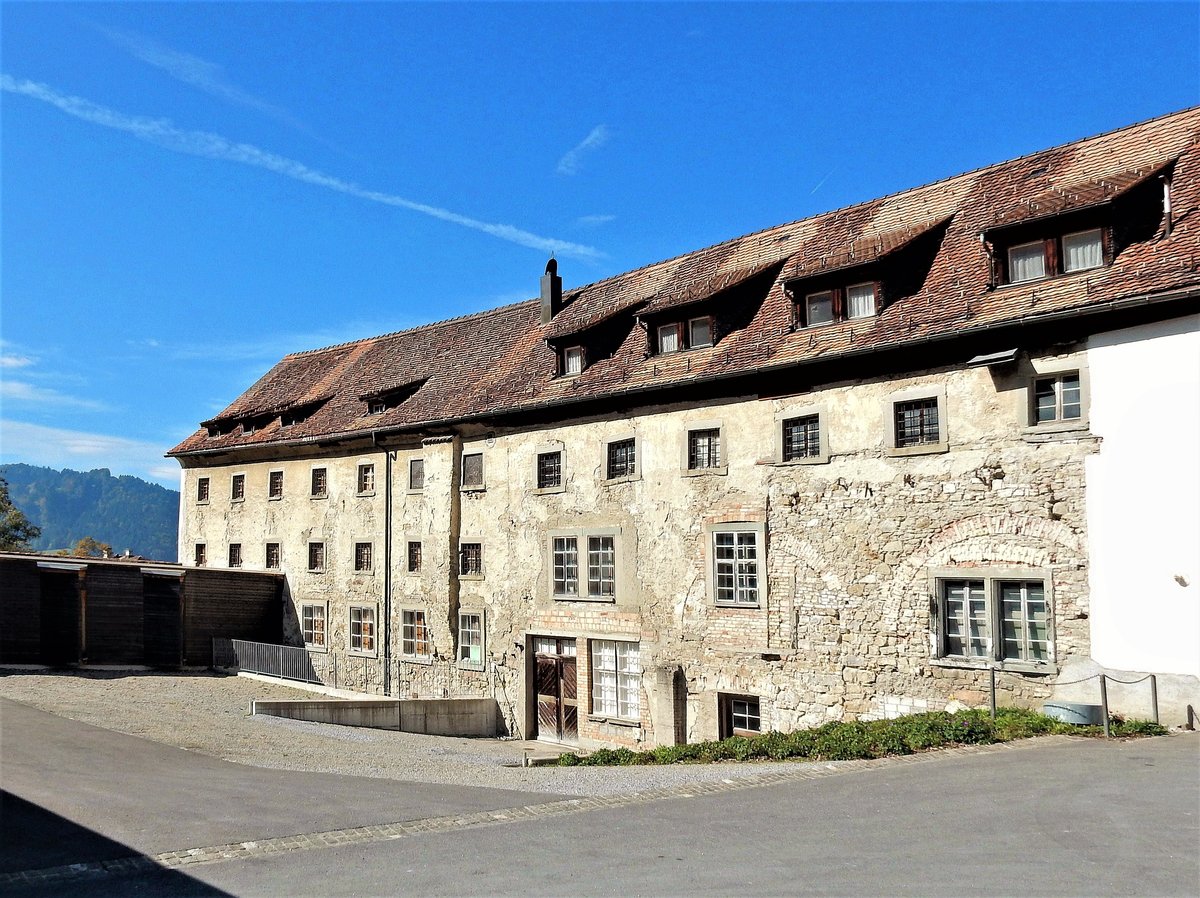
xmin=196 ymin=477 xmax=210 ymax=503
xmin=407 ymin=541 xmax=422 ymax=573
xmin=307 ymin=541 xmax=325 ymax=572
xmin=310 ymin=467 xmax=327 ymax=497
xmin=459 ymin=542 xmax=482 ymax=576
xmin=606 ymin=438 xmax=636 ymax=479
xmin=228 ymin=543 xmax=242 ymax=568
xmin=408 ymin=458 xmax=425 ymax=491
xmin=688 ymin=428 xmax=722 ymax=469
xmin=194 ymin=544 xmax=206 ymax=566
xmin=354 ymin=542 xmax=372 ymax=572
xmin=537 ymin=451 xmax=562 ymax=489
xmin=357 ymin=464 xmax=375 ymax=494
xmin=265 ymin=542 xmax=280 ymax=570
xmin=231 ymin=474 xmax=245 ymax=501
xmin=268 ymin=470 xmax=283 ymax=499
xmin=714 ymin=531 xmax=759 ymax=606
xmin=894 ymin=397 xmax=940 ymax=447
xmin=782 ymin=415 xmax=821 ymax=461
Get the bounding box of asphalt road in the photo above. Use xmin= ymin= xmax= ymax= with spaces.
xmin=3 ymin=695 xmax=1197 ymax=897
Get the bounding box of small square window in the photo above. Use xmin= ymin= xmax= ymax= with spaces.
xmin=228 ymin=543 xmax=242 ymax=568
xmin=308 ymin=541 xmax=326 ymax=572
xmin=354 ymin=542 xmax=373 ymax=572
xmin=194 ymin=543 xmax=206 ymax=567
xmin=350 ymin=605 xmax=376 ymax=653
xmin=658 ymin=323 xmax=681 ymax=354
xmin=606 ymin=438 xmax=637 ymax=480
xmin=311 ymin=467 xmax=327 ymax=498
xmin=265 ymin=542 xmax=281 ymax=570
xmin=458 ymin=611 xmax=483 ymax=666
xmin=301 ymin=604 xmax=326 ymax=648
xmin=846 ymin=282 xmax=876 ymax=319
xmin=1008 ymin=241 xmax=1047 ymax=283
xmin=1033 ymin=372 xmax=1082 ymax=424
xmin=1063 ymin=229 xmax=1103 ymax=273
xmin=719 ymin=693 xmax=761 ymax=738
xmin=460 ymin=542 xmax=483 ymax=576
xmin=357 ymin=463 xmax=375 ymax=494
xmin=367 ymin=398 xmax=387 ymax=415
xmin=537 ymin=450 xmax=562 ymax=490
xmin=782 ymin=415 xmax=821 ymax=462
xmin=894 ymin=398 xmax=941 ymax=448
xmin=231 ymin=473 xmax=245 ymax=501
xmin=402 ymin=609 xmax=430 ymax=657
xmin=407 ymin=541 xmax=422 ymax=573
xmin=409 ymin=458 xmax=425 ymax=491
xmin=563 ymin=346 xmax=585 ymax=376
xmin=196 ymin=477 xmax=210 ymax=503
xmin=268 ymin=470 xmax=283 ymax=499
xmin=805 ymin=291 xmax=835 ymax=326
xmin=687 ymin=428 xmax=722 ymax=470
xmin=688 ymin=316 xmax=713 ymax=348
xmin=462 ymin=453 xmax=484 ymax=490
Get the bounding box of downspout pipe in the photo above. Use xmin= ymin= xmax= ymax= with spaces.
xmin=374 ymin=430 xmax=394 ymax=696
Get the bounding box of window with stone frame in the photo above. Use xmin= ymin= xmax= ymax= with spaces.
xmin=537 ymin=450 xmax=563 ymax=490
xmin=459 ymin=541 xmax=483 ymax=576
xmin=311 ymin=467 xmax=328 ymax=498
xmin=1032 ymin=372 xmax=1082 ymax=425
xmin=687 ymin=427 xmax=722 ymax=470
xmin=265 ymin=542 xmax=281 ymax=570
xmin=552 ymin=532 xmax=617 ymax=600
xmin=893 ymin=397 xmax=940 ymax=448
xmin=357 ymin=463 xmax=375 ymax=494
xmin=781 ymin=414 xmax=821 ymax=461
xmin=354 ymin=542 xmax=373 ymax=572
xmin=268 ymin=470 xmax=284 ymax=499
xmin=350 ymin=605 xmax=375 ymax=654
xmin=936 ymin=577 xmax=1051 ymax=666
xmin=301 ymin=603 xmax=326 ymax=648
xmin=606 ymin=438 xmax=637 ymax=480
xmin=458 ymin=611 xmax=483 ymax=666
xmin=231 ymin=473 xmax=245 ymax=501
xmin=196 ymin=477 xmax=210 ymax=503
xmin=307 ymin=541 xmax=326 ymax=572
xmin=228 ymin=543 xmax=242 ymax=568
xmin=402 ymin=609 xmax=430 ymax=657
xmin=408 ymin=458 xmax=425 ymax=491
xmin=590 ymin=639 xmax=641 ymax=720
xmin=407 ymin=540 xmax=422 ymax=573
xmin=719 ymin=694 xmax=761 ymax=738
xmin=461 ymin=452 xmax=484 ymax=490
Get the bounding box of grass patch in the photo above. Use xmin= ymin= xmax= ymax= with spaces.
xmin=556 ymin=708 xmax=1166 ymax=767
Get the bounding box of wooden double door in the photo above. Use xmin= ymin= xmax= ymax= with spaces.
xmin=534 ymin=637 xmax=577 ymax=743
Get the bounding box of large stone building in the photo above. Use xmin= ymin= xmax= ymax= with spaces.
xmin=170 ymin=110 xmax=1200 ymax=747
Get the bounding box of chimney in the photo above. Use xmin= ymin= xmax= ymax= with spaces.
xmin=540 ymin=257 xmax=563 ymax=324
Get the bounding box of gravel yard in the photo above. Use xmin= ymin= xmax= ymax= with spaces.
xmin=0 ymin=670 xmax=820 ymax=796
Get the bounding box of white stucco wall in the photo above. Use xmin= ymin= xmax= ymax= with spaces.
xmin=1086 ymin=313 xmax=1200 ymax=676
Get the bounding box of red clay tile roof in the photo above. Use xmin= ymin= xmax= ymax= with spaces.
xmin=170 ymin=109 xmax=1200 ymax=458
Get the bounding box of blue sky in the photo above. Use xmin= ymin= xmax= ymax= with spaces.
xmin=2 ymin=2 xmax=1197 ymax=488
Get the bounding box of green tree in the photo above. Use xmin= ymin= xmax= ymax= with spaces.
xmin=0 ymin=476 xmax=41 ymax=550
xmin=70 ymin=536 xmax=113 ymax=558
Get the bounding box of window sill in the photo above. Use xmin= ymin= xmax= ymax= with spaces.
xmin=356 ymin=491 xmax=377 ymax=499
xmin=683 ymin=466 xmax=728 ymax=477
xmin=405 ymin=569 xmax=423 ymax=577
xmin=303 ymin=643 xmax=328 ymax=655
xmin=1022 ymin=422 xmax=1090 ymax=441
xmin=348 ymin=650 xmax=379 ymax=659
xmin=995 ymin=266 xmax=1104 ymax=291
xmin=196 ymin=500 xmax=210 ymax=506
xmin=775 ymin=456 xmax=830 ymax=467
xmin=268 ymin=496 xmax=283 ymax=502
xmin=712 ymin=602 xmax=761 ymax=611
xmin=231 ymin=498 xmax=245 ymax=505
xmin=885 ymin=441 xmax=949 ymax=458
xmin=406 ymin=488 xmax=425 ymax=496
xmin=458 ymin=661 xmax=485 ymax=672
xmin=460 ymin=485 xmax=487 ymax=494
xmin=459 ymin=573 xmax=485 ymax=582
xmin=603 ymin=474 xmax=640 ymax=486
xmin=553 ymin=594 xmax=616 ymax=604
xmin=400 ymin=654 xmax=433 ymax=666
xmin=306 ymin=569 xmax=326 ymax=575
xmin=310 ymin=494 xmax=328 ymax=501
xmin=352 ymin=570 xmax=375 ymax=577
xmin=931 ymin=657 xmax=1057 ymax=676
xmin=533 ymin=485 xmax=566 ymax=495
xmin=588 ymin=715 xmax=641 ymax=728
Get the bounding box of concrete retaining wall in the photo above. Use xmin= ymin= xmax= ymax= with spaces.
xmin=250 ymin=697 xmax=499 ymax=735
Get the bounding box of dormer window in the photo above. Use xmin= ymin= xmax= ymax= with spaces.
xmin=562 ymin=346 xmax=585 ymax=377
xmin=1062 ymin=229 xmax=1103 ymax=273
xmin=1008 ymin=241 xmax=1048 ymax=283
xmin=994 ymin=225 xmax=1110 ymax=286
xmin=654 ymin=316 xmax=714 ymax=355
xmin=367 ymin=398 xmax=387 ymax=416
xmin=799 ymin=283 xmax=878 ymax=328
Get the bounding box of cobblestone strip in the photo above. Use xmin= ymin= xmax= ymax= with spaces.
xmin=0 ymin=735 xmax=1081 ymax=889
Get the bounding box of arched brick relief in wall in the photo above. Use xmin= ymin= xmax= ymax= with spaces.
xmin=880 ymin=513 xmax=1086 ymax=634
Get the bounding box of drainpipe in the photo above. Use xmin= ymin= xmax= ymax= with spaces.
xmin=383 ymin=445 xmax=394 ymax=696
xmin=1162 ymin=174 xmax=1173 ymax=237
xmin=447 ymin=433 xmax=463 ymax=665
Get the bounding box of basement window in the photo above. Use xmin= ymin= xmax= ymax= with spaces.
xmin=719 ymin=694 xmax=761 ymax=738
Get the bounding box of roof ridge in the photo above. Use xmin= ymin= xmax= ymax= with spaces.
xmin=554 ymin=106 xmax=1200 ymax=299
xmin=283 ymin=295 xmax=542 ymax=359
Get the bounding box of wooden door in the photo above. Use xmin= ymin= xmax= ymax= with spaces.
xmin=533 ymin=637 xmax=577 ymax=743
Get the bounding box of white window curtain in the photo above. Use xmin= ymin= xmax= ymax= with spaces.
xmin=1063 ymin=230 xmax=1103 ymax=273
xmin=1008 ymin=243 xmax=1046 ymax=283
xmin=658 ymin=325 xmax=680 ymax=353
xmin=846 ymin=283 xmax=875 ymax=319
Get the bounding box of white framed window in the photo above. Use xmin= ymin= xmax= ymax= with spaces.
xmin=563 ymin=345 xmax=585 ymax=376
xmin=301 ymin=603 xmax=326 ymax=648
xmin=357 ymin=463 xmax=376 ymax=495
xmin=688 ymin=316 xmax=713 ymax=348
xmin=461 ymin=452 xmax=485 ymax=490
xmin=408 ymin=458 xmax=425 ymax=491
xmin=1008 ymin=241 xmax=1047 ymax=283
xmin=590 ymin=639 xmax=641 ymax=721
xmin=1062 ymin=229 xmax=1103 ymax=273
xmin=658 ymin=323 xmax=681 ymax=354
xmin=719 ymin=694 xmax=761 ymax=738
xmin=934 ymin=575 xmax=1052 ymax=667
xmin=458 ymin=611 xmax=484 ymax=667
xmin=551 ymin=529 xmax=619 ymax=601
xmin=350 ymin=605 xmax=376 ymax=654
xmin=846 ymin=282 xmax=877 ymax=319
xmin=712 ymin=528 xmax=761 ymax=607
xmin=401 ymin=609 xmax=430 ymax=658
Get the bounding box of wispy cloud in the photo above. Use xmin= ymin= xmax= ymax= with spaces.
xmin=1 ymin=354 xmax=35 ymax=369
xmin=557 ymin=124 xmax=610 ymax=176
xmin=2 ymin=75 xmax=602 ymax=262
xmin=0 ymin=419 xmax=180 ymax=487
xmin=1 ymin=380 xmax=109 ymax=411
xmin=98 ymin=26 xmax=302 ymax=128
xmin=576 ymin=214 xmax=616 ymax=227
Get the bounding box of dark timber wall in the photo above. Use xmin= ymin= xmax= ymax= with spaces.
xmin=0 ymin=556 xmax=282 ymax=667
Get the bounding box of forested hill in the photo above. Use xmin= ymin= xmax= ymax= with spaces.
xmin=0 ymin=464 xmax=179 ymax=562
